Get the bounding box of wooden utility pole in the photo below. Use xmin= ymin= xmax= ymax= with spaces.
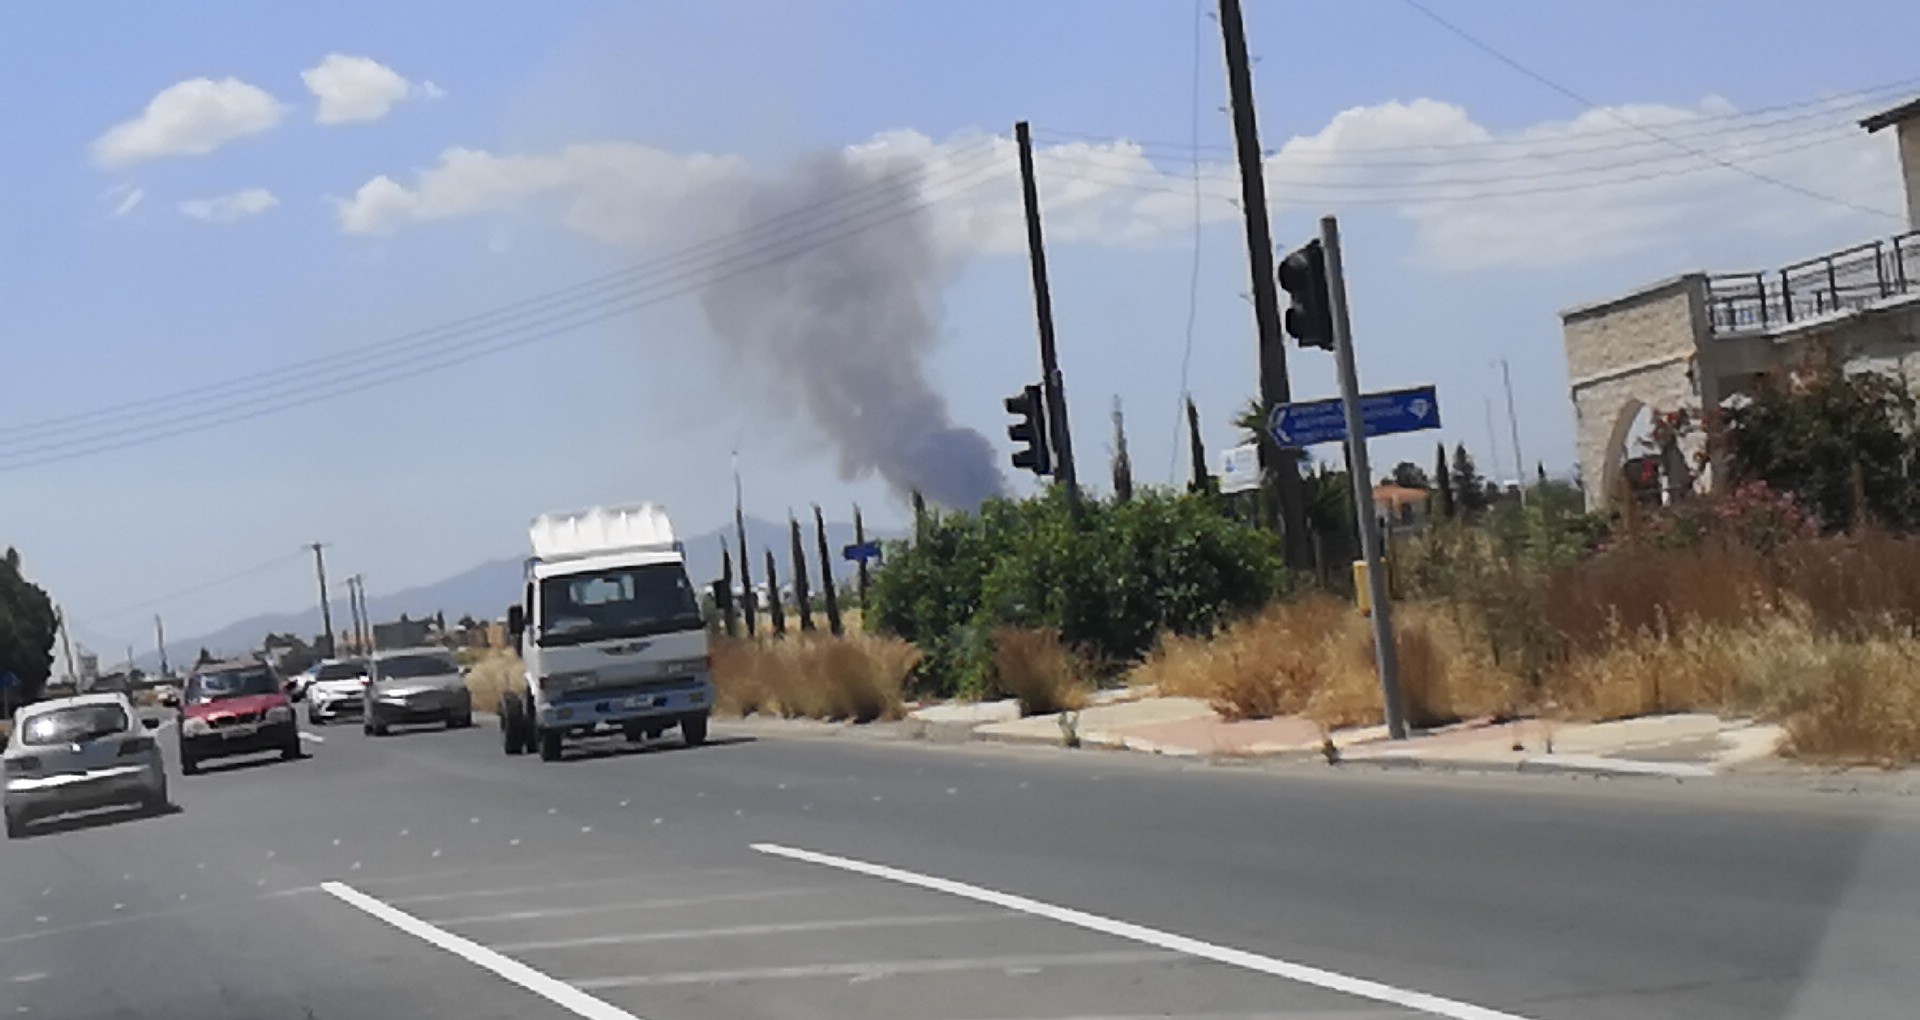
xmin=55 ymin=607 xmax=76 ymax=690
xmin=308 ymin=542 xmax=336 ymax=658
xmin=852 ymin=504 xmax=870 ymax=609
xmin=1217 ymin=0 xmax=1311 ymax=569
xmin=1014 ymin=120 xmax=1079 ymax=504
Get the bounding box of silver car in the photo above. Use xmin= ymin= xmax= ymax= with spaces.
xmin=363 ymin=647 xmax=474 ymax=735
xmin=4 ymin=693 xmax=168 ymax=838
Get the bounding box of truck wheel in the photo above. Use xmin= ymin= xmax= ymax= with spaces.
xmin=538 ymin=728 xmax=564 ymax=762
xmin=501 ymin=694 xmax=528 ymax=754
xmin=622 ymin=721 xmax=646 ymax=743
xmin=518 ymin=692 xmax=541 ymax=754
xmin=681 ymin=713 xmax=709 ymax=747
xmin=5 ymin=809 xmax=26 ymax=839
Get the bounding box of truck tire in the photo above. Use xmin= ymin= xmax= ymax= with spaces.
xmin=518 ymin=692 xmax=541 ymax=754
xmin=538 ymin=728 xmax=564 ymax=762
xmin=622 ymin=720 xmax=646 ymax=743
xmin=681 ymin=713 xmax=709 ymax=747
xmin=5 ymin=809 xmax=26 ymax=839
xmin=501 ymin=698 xmax=525 ymax=754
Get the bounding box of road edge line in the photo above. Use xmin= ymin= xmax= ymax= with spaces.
xmin=750 ymin=842 xmax=1536 ymax=1020
xmin=319 ymin=881 xmax=647 ymax=1020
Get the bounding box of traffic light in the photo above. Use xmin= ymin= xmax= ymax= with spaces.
xmin=1004 ymin=384 xmax=1052 ymax=476
xmin=1277 ymin=238 xmax=1333 ymax=350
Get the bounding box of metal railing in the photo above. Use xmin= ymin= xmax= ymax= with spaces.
xmin=1707 ymin=230 xmax=1920 ymax=335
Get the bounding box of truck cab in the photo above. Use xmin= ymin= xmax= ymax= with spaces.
xmin=500 ymin=503 xmax=715 ymax=762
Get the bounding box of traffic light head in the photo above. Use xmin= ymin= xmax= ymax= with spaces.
xmin=1277 ymin=239 xmax=1333 ymax=350
xmin=1004 ymin=383 xmax=1052 ymax=477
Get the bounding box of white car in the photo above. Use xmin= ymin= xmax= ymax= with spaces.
xmin=4 ymin=693 xmax=168 ymax=838
xmin=304 ymin=658 xmax=370 ymax=726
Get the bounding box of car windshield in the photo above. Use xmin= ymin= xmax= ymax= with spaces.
xmin=187 ymin=668 xmax=279 ymax=703
xmin=18 ymin=704 xmax=129 ymax=746
xmin=538 ymin=563 xmax=703 ymax=647
xmin=375 ymin=654 xmax=457 ymax=680
xmin=316 ymin=660 xmax=367 ymax=682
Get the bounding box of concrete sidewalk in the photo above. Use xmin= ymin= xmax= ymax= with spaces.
xmin=928 ymin=696 xmax=1786 ymax=778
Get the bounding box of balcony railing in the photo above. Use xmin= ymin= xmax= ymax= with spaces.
xmin=1707 ymin=230 xmax=1920 ymax=335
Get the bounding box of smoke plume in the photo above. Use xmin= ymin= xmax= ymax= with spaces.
xmin=699 ymin=151 xmax=1005 ymax=509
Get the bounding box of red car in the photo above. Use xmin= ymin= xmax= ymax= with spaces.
xmin=177 ymin=659 xmax=301 ymax=774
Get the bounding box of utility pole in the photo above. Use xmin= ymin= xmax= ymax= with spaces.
xmin=1217 ymin=0 xmax=1310 ymax=569
xmin=55 ymin=607 xmax=76 ymax=691
xmin=308 ymin=542 xmax=336 ymax=659
xmin=1014 ymin=120 xmax=1078 ymax=504
xmin=1500 ymin=357 xmax=1527 ymax=505
xmin=350 ymin=575 xmax=372 ymax=654
xmin=341 ymin=576 xmax=365 ymax=655
xmin=1320 ymin=214 xmax=1408 ymax=740
xmin=154 ymin=614 xmax=169 ymax=678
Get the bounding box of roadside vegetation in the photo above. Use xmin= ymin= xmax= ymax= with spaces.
xmin=712 ymin=345 xmax=1920 ymax=766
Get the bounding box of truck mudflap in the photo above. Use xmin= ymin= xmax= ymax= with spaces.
xmin=536 ymin=678 xmax=713 ymax=732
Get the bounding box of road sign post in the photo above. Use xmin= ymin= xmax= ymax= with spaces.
xmin=1320 ymin=214 xmax=1409 ymax=741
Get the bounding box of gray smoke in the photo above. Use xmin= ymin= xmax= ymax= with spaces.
xmin=699 ymin=151 xmax=1006 ymax=509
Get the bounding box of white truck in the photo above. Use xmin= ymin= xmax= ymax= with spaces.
xmin=500 ymin=503 xmax=715 ymax=761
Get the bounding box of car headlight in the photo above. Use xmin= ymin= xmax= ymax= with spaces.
xmin=264 ymin=705 xmax=292 ymax=724
xmin=182 ymin=718 xmax=211 ymax=737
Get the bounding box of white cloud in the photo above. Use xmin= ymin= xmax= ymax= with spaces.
xmin=178 ymin=187 xmax=279 ymax=223
xmin=302 ymin=54 xmax=433 ymax=125
xmin=104 ymin=184 xmax=144 ymax=218
xmin=332 ymin=94 xmax=1905 ymax=271
xmin=91 ymin=77 xmax=284 ymax=168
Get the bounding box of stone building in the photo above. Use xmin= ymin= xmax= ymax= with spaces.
xmin=1561 ymin=97 xmax=1920 ymax=510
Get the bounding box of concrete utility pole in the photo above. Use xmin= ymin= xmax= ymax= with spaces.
xmin=1217 ymin=0 xmax=1311 ymax=569
xmin=341 ymin=576 xmax=365 ymax=655
xmin=1014 ymin=120 xmax=1079 ymax=505
xmin=1320 ymin=214 xmax=1408 ymax=741
xmin=154 ymin=614 xmax=168 ymax=678
xmin=308 ymin=542 xmax=335 ymax=659
xmin=1500 ymin=357 xmax=1527 ymax=505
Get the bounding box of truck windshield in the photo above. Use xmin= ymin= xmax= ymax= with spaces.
xmin=538 ymin=563 xmax=703 ymax=647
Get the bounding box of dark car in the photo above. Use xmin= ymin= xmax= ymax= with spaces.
xmin=177 ymin=660 xmax=301 ymax=774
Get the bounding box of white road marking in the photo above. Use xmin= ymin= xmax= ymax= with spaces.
xmin=433 ymin=888 xmax=815 ymax=927
xmin=574 ymin=950 xmax=1169 ymax=989
xmin=299 ymin=731 xmax=325 ymax=743
xmin=8 ymin=973 xmax=47 ymax=983
xmin=494 ymin=912 xmax=1004 ymax=952
xmin=321 ymin=882 xmax=646 ymax=1020
xmin=753 ymin=843 xmax=1537 ymax=1020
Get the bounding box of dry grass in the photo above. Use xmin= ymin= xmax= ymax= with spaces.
xmin=464 ymin=649 xmax=525 ymax=714
xmin=991 ymin=627 xmax=1091 ymax=716
xmin=711 ymin=633 xmax=917 ymax=723
xmin=1128 ymin=597 xmax=1522 ymax=731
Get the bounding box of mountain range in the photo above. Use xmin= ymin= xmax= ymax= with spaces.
xmin=153 ymin=515 xmax=894 ymax=667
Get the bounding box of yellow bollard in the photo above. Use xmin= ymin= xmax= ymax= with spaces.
xmin=1353 ymin=557 xmax=1393 ymax=617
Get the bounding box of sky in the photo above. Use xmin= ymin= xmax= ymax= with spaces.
xmin=3 ymin=0 xmax=1917 ymax=659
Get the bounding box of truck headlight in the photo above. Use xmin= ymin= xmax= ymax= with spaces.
xmin=182 ymin=718 xmax=211 ymax=737
xmin=265 ymin=705 xmax=292 ymax=724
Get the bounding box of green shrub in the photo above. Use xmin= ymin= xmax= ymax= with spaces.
xmin=869 ymin=488 xmax=1285 ymax=695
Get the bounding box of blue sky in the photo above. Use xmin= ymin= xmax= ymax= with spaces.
xmin=4 ymin=0 xmax=1916 ymax=657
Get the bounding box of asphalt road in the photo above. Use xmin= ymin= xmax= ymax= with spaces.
xmin=4 ymin=714 xmax=1918 ymax=1020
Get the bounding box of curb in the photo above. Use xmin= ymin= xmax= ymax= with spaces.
xmin=1341 ymin=750 xmax=1716 ymax=780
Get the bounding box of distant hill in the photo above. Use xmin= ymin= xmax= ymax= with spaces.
xmin=158 ymin=515 xmax=896 ymax=665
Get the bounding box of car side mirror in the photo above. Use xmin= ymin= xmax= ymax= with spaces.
xmin=142 ymin=716 xmax=161 ymax=730
xmin=506 ymin=604 xmax=525 ymax=642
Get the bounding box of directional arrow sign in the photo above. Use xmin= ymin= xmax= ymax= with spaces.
xmin=1269 ymin=384 xmax=1442 ymax=449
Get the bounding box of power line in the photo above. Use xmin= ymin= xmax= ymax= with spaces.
xmin=1029 ymin=128 xmax=1849 ymax=207
xmin=0 ymin=141 xmax=1004 ymax=446
xmin=1396 ymin=0 xmax=1901 ymax=222
xmin=0 ymin=157 xmax=1016 ymax=472
xmin=79 ymin=549 xmax=309 ymax=625
xmin=1035 ymin=123 xmax=1856 ymax=194
xmin=1032 ymin=72 xmax=1920 ymax=156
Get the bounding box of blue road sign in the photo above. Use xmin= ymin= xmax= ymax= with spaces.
xmin=842 ymin=541 xmax=882 ymax=563
xmin=1269 ymin=385 xmax=1441 ymax=449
